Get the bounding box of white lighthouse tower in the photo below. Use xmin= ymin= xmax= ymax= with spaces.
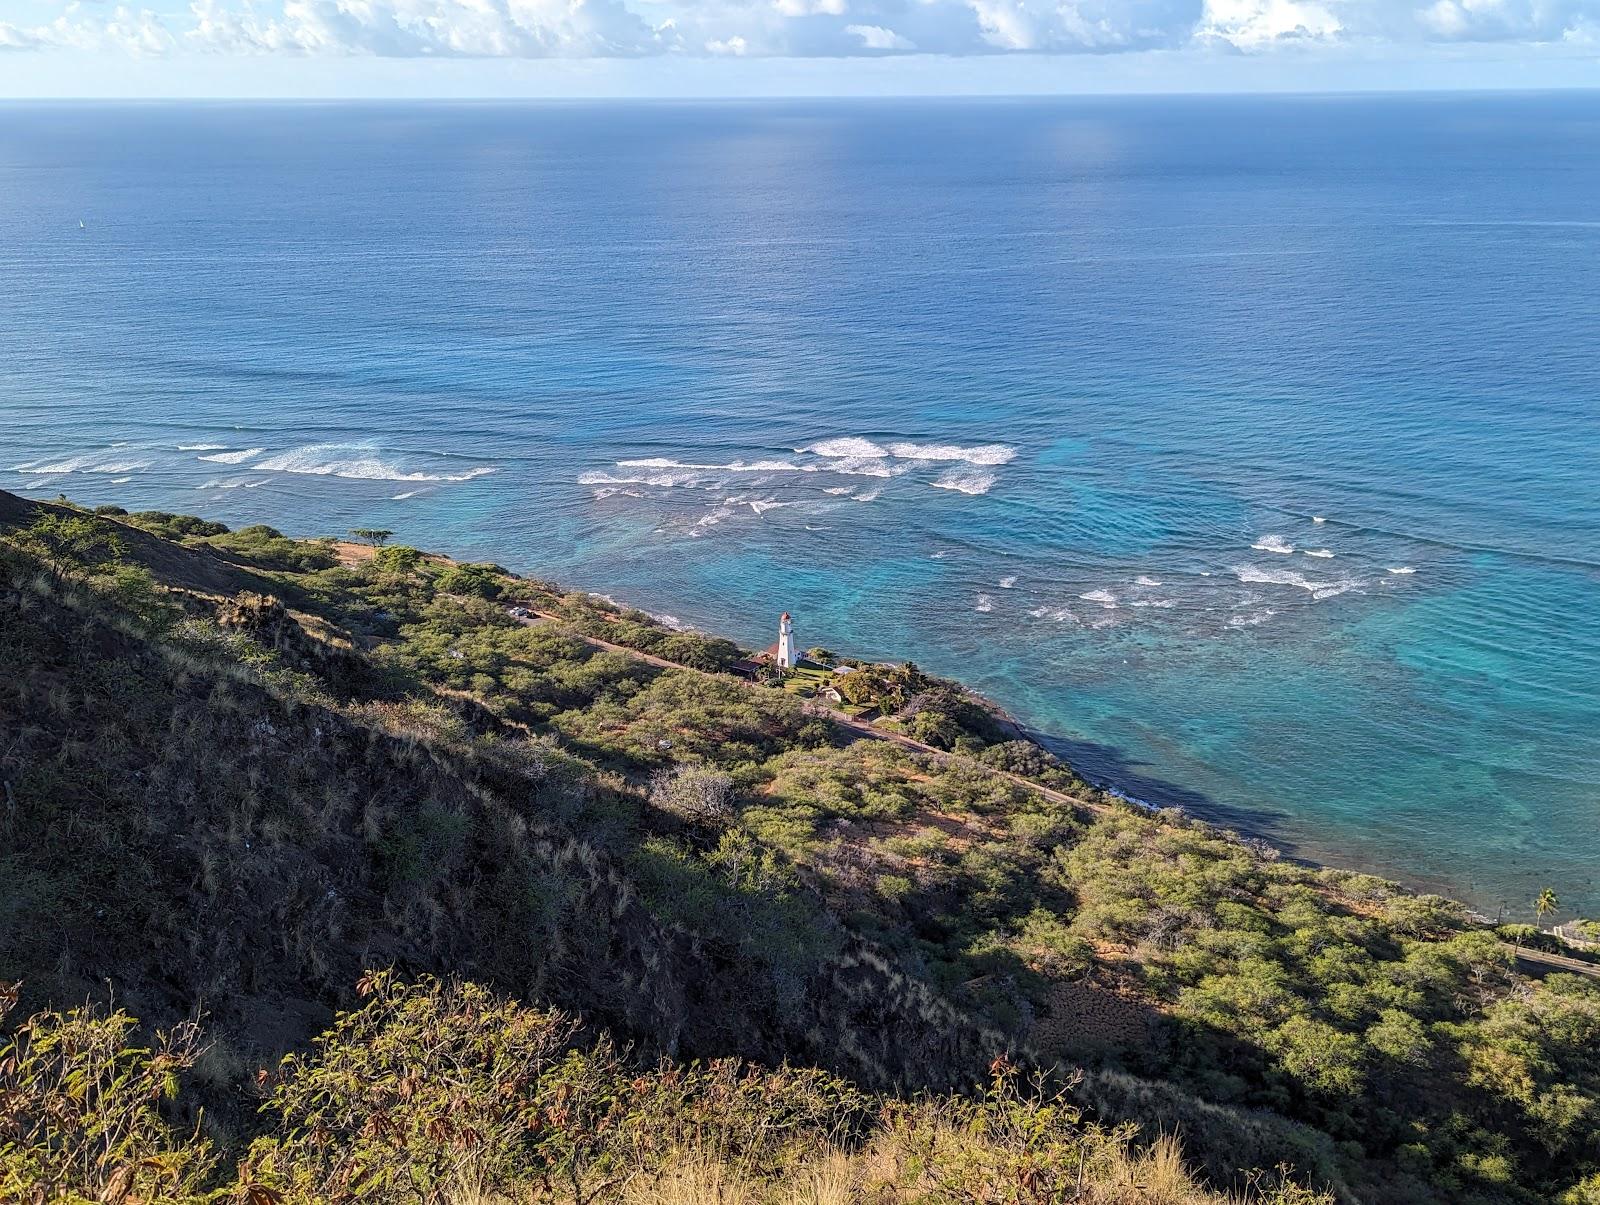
xmin=776 ymin=612 xmax=797 ymax=669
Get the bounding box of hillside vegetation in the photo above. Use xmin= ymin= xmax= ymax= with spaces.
xmin=1 ymin=492 xmax=1596 ymax=1204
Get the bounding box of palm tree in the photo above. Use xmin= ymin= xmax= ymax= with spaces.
xmin=1535 ymin=887 xmax=1560 ymax=929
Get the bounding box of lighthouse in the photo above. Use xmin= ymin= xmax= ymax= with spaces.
xmin=776 ymin=612 xmax=797 ymax=669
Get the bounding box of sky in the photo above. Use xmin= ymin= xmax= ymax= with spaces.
xmin=1 ymin=0 xmax=1599 ymax=96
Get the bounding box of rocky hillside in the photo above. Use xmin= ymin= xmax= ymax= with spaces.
xmin=2 ymin=491 xmax=1597 ymax=1204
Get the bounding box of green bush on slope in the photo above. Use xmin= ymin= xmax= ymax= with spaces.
xmin=2 ymin=496 xmax=1599 ymax=1204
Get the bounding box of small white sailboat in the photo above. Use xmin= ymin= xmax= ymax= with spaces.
xmin=79 ymin=219 xmax=86 ymax=231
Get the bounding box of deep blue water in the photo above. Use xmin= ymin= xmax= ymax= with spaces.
xmin=3 ymin=96 xmax=1597 ymax=918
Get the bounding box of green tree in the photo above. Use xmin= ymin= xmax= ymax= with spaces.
xmin=372 ymin=544 xmax=424 ymax=574
xmin=349 ymin=527 xmax=394 ymax=547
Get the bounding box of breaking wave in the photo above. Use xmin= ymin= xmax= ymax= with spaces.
xmin=887 ymin=441 xmax=1017 ymax=465
xmin=255 ymin=445 xmax=495 ymax=483
xmin=197 ymin=448 xmax=264 ymax=465
xmin=1251 ymin=534 xmax=1295 ymax=554
xmin=929 ymin=467 xmax=996 ymax=495
xmin=975 ymin=593 xmax=995 ymax=613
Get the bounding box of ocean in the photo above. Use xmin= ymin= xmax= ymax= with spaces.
xmin=2 ymin=95 xmax=1597 ymax=917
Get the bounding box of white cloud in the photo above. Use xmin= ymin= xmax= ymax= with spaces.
xmin=1 ymin=5 xmax=174 ymax=52
xmin=845 ymin=20 xmax=914 ymax=47
xmin=5 ymin=0 xmax=1600 ymax=56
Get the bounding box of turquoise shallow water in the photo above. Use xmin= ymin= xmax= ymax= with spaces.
xmin=2 ymin=96 xmax=1597 ymax=917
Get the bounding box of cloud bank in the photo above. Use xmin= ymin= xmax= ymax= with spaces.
xmin=4 ymin=0 xmax=1599 ymax=58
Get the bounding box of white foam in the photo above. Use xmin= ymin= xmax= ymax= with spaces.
xmin=618 ymin=457 xmax=804 ymax=473
xmin=178 ymin=443 xmax=226 ymax=451
xmin=822 ymin=486 xmax=855 ymax=496
xmin=1130 ymin=599 xmax=1177 ymax=608
xmin=819 ymin=455 xmax=903 ymax=478
xmin=802 ymin=437 xmax=889 ymax=459
xmin=109 ymin=476 xmax=132 ymax=484
xmin=1228 ymin=609 xmax=1276 ymax=627
xmin=393 ymin=489 xmax=424 ymax=500
xmin=19 ymin=453 xmax=149 ymax=475
xmin=1135 ymin=576 xmax=1163 ymax=587
xmin=998 ymin=575 xmax=1018 ymax=589
xmin=1235 ymin=565 xmax=1317 ymax=591
xmin=1302 ymin=549 xmax=1335 ymax=558
xmin=887 ymin=441 xmax=1018 ymax=466
xmin=197 ymin=448 xmax=264 ymax=465
xmin=1388 ymin=566 xmax=1417 ymax=575
xmin=579 ymin=469 xmax=701 ymax=489
xmin=1312 ymin=515 xmax=1327 ymax=524
xmin=975 ymin=593 xmax=995 ymax=613
xmin=929 ymin=467 xmax=996 ymax=495
xmin=1251 ymin=534 xmax=1295 ymax=555
xmin=853 ymin=488 xmax=882 ymax=503
xmin=1312 ymin=583 xmax=1354 ymax=600
xmin=1079 ymin=589 xmax=1118 ymax=608
xmin=1029 ymin=605 xmax=1077 ymax=623
xmin=257 ymin=445 xmax=495 ymax=483
xmin=750 ymin=499 xmax=795 ymax=515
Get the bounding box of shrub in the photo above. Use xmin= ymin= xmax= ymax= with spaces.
xmin=124 ymin=510 xmax=230 ymax=538
xmin=650 ymin=763 xmax=737 ymax=823
xmin=0 ymin=987 xmax=218 ymax=1204
xmin=436 ymin=563 xmax=505 ymax=599
xmin=371 ymin=544 xmax=424 ymax=575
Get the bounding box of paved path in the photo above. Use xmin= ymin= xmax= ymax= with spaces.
xmin=1504 ymin=945 xmax=1600 ymax=979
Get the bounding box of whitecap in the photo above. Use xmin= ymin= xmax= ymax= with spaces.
xmin=579 ymin=469 xmax=701 ymax=489
xmin=887 ymin=441 xmax=1018 ymax=466
xmin=1135 ymin=576 xmax=1163 ymax=587
xmin=1302 ymin=549 xmax=1335 ymax=558
xmin=1251 ymin=534 xmax=1295 ymax=555
xmin=1228 ymin=609 xmax=1276 ymax=627
xmin=618 ymin=456 xmax=804 ymax=473
xmin=1312 ymin=515 xmax=1327 ymax=524
xmin=998 ymin=575 xmax=1018 ymax=589
xmin=178 ymin=443 xmax=226 ymax=451
xmin=975 ymin=593 xmax=995 ymax=613
xmin=256 ymin=445 xmax=495 ymax=483
xmin=1130 ymin=599 xmax=1177 ymax=608
xmin=750 ymin=499 xmax=795 ymax=515
xmin=197 ymin=448 xmax=264 ymax=465
xmin=802 ymin=437 xmax=889 ymax=459
xmin=1028 ymin=605 xmax=1076 ymax=623
xmin=929 ymin=467 xmax=996 ymax=495
xmin=1234 ymin=565 xmax=1316 ymax=591
xmin=822 ymin=486 xmax=855 ymax=496
xmin=393 ymin=489 xmax=425 ymax=500
xmin=1079 ymin=589 xmax=1118 ymax=608
xmin=1312 ymin=583 xmax=1354 ymax=600
xmin=20 ymin=453 xmax=149 ymax=475
xmin=819 ymin=455 xmax=904 ymax=478
xmin=853 ymin=489 xmax=882 ymax=503
xmin=1388 ymin=566 xmax=1417 ymax=575
xmin=109 ymin=476 xmax=132 ymax=484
